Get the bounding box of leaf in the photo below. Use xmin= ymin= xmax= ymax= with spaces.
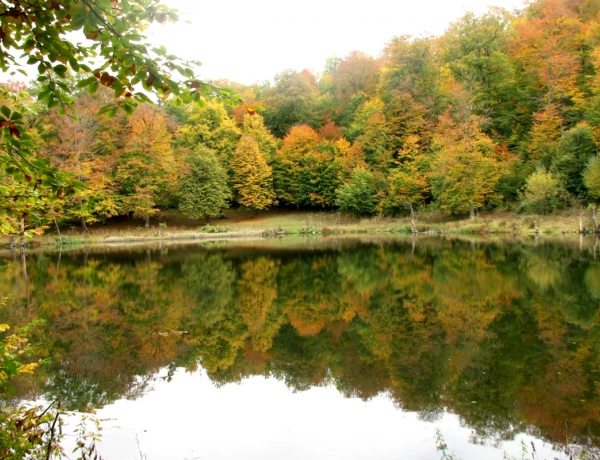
xmin=0 ymin=105 xmax=11 ymax=119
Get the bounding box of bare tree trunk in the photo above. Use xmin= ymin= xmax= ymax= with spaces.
xmin=81 ymin=216 xmax=87 ymax=234
xmin=205 ymin=215 xmax=210 ymax=225
xmin=145 ymin=215 xmax=150 ymax=228
xmin=534 ymin=219 xmax=539 ymax=235
xmin=54 ymin=217 xmax=63 ymax=245
xmin=20 ymin=248 xmax=30 ymax=309
xmin=405 ymin=202 xmax=418 ymax=234
xmin=469 ymin=201 xmax=475 ymax=220
xmin=579 ymin=213 xmax=586 ymax=234
xmin=20 ymin=218 xmax=25 ymax=247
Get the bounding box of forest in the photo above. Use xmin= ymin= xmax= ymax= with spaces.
xmin=4 ymin=0 xmax=600 ymax=236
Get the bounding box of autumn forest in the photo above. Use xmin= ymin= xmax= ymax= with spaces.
xmin=4 ymin=0 xmax=600 ymax=235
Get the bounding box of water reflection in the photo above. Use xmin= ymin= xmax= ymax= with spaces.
xmin=1 ymin=237 xmax=600 ymax=456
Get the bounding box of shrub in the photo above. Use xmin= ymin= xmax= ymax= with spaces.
xmin=519 ymin=169 xmax=565 ymax=214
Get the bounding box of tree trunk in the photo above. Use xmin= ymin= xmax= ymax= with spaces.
xmin=469 ymin=201 xmax=475 ymax=220
xmin=81 ymin=216 xmax=87 ymax=234
xmin=205 ymin=215 xmax=210 ymax=225
xmin=54 ymin=217 xmax=63 ymax=245
xmin=145 ymin=215 xmax=150 ymax=228
xmin=579 ymin=213 xmax=586 ymax=234
xmin=20 ymin=218 xmax=25 ymax=247
xmin=405 ymin=201 xmax=418 ymax=234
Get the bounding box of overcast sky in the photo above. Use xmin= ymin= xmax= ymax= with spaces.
xmin=148 ymin=0 xmax=526 ymax=85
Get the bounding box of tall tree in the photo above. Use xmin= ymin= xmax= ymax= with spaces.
xmin=232 ymin=135 xmax=275 ymax=213
xmin=116 ymin=104 xmax=176 ymax=227
xmin=552 ymin=122 xmax=597 ymax=198
xmin=430 ymin=110 xmax=505 ymax=218
xmin=175 ymin=101 xmax=241 ymax=172
xmin=241 ymin=114 xmax=278 ymax=164
xmin=178 ymin=146 xmax=231 ymax=224
xmin=441 ymin=8 xmax=525 ymax=141
xmin=263 ymin=69 xmax=320 ymax=138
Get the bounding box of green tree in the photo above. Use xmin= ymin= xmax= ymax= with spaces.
xmin=175 ymin=101 xmax=241 ymax=172
xmin=584 ymin=156 xmax=600 ymax=200
xmin=263 ymin=69 xmax=320 ymax=138
xmin=178 ymin=146 xmax=231 ymax=224
xmin=335 ymin=167 xmax=381 ymax=216
xmin=441 ymin=8 xmax=523 ymax=140
xmin=552 ymin=123 xmax=597 ymax=198
xmin=232 ymin=135 xmax=275 ymax=213
xmin=520 ymin=168 xmax=565 ymax=214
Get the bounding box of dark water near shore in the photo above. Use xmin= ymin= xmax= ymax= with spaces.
xmin=1 ymin=236 xmax=600 ymax=459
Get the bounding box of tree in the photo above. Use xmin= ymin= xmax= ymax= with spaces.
xmin=441 ymin=9 xmax=523 ymax=140
xmin=174 ymin=101 xmax=241 ymax=173
xmin=178 ymin=146 xmax=231 ymax=224
xmin=241 ymin=113 xmax=278 ymax=164
xmin=0 ymin=0 xmax=240 ymax=235
xmin=520 ymin=169 xmax=565 ymax=214
xmin=552 ymin=123 xmax=597 ymax=198
xmin=321 ymin=51 xmax=381 ymax=125
xmin=232 ymin=135 xmax=274 ymax=213
xmin=430 ymin=110 xmax=504 ymax=218
xmin=116 ymin=104 xmax=176 ymax=227
xmin=273 ymin=125 xmax=342 ymax=208
xmin=42 ymin=90 xmax=124 ymax=230
xmin=273 ymin=125 xmax=320 ymax=206
xmin=263 ymin=69 xmax=320 ymax=138
xmin=335 ymin=167 xmax=381 ymax=216
xmin=584 ymin=156 xmax=600 ymax=201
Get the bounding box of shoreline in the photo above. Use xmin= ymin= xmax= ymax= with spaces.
xmin=1 ymin=209 xmax=598 ymax=250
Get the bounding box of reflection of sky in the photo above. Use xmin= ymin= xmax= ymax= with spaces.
xmin=61 ymin=367 xmax=559 ymax=460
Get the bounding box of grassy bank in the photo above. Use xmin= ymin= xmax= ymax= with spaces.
xmin=1 ymin=208 xmax=597 ymax=248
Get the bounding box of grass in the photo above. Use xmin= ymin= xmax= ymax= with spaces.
xmin=1 ymin=208 xmax=597 ymax=248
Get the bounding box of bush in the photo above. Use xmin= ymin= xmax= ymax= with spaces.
xmin=519 ymin=169 xmax=565 ymax=214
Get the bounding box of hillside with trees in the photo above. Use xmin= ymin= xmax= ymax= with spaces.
xmin=3 ymin=0 xmax=600 ymax=237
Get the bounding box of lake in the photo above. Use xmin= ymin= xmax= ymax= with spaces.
xmin=1 ymin=236 xmax=599 ymax=459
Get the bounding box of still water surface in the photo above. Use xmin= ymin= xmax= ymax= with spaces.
xmin=1 ymin=236 xmax=600 ymax=459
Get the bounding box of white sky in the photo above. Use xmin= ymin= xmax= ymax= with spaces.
xmin=148 ymin=0 xmax=526 ymax=85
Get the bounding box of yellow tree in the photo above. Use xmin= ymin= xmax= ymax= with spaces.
xmin=116 ymin=105 xmax=176 ymax=227
xmin=241 ymin=114 xmax=278 ymax=164
xmin=232 ymin=135 xmax=275 ymax=212
xmin=430 ymin=110 xmax=505 ymax=219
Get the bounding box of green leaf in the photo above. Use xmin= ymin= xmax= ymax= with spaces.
xmin=53 ymin=64 xmax=68 ymax=75
xmin=88 ymin=81 xmax=99 ymax=94
xmin=77 ymin=76 xmax=97 ymax=88
xmin=0 ymin=106 xmax=11 ymax=119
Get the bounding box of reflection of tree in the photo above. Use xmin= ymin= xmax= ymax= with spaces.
xmin=1 ymin=240 xmax=600 ymax=451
